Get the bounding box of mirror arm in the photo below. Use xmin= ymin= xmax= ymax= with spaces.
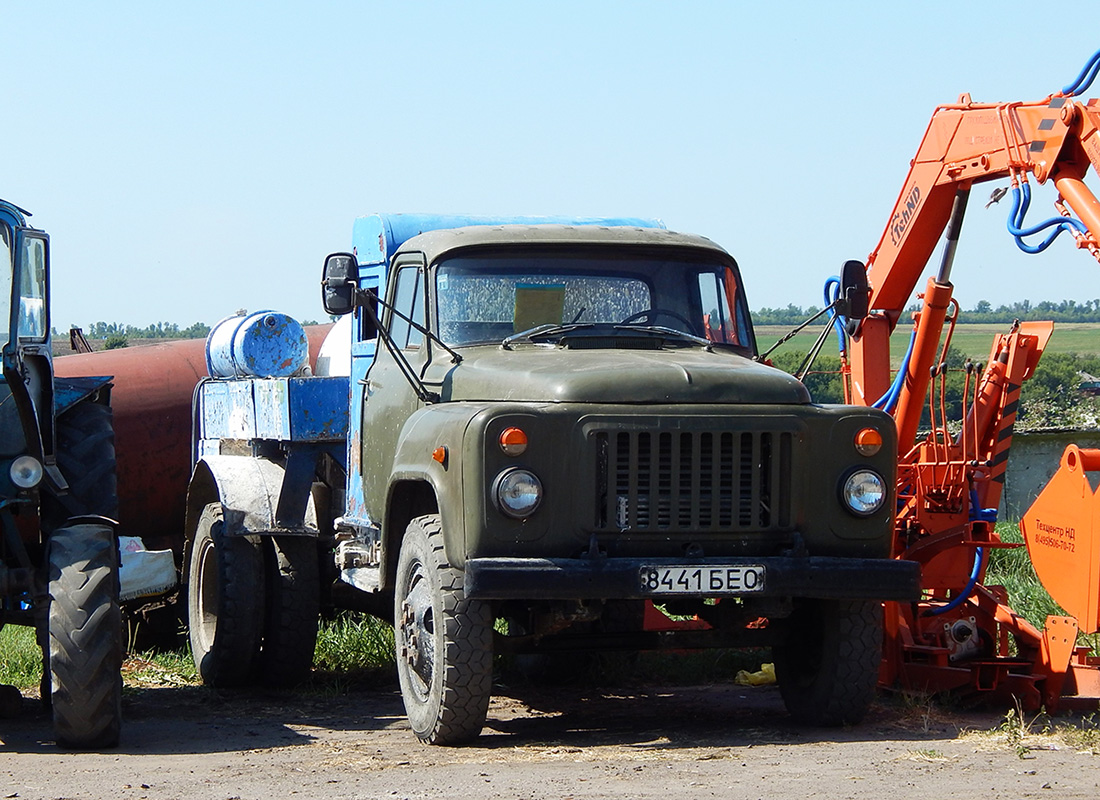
xmin=365 ymin=288 xmax=463 ymax=365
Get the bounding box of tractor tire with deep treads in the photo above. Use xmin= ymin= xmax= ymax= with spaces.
xmin=773 ymin=598 xmax=882 ymax=726
xmin=47 ymin=522 xmax=123 ymax=749
xmin=48 ymin=401 xmax=118 ymax=529
xmin=258 ymin=535 xmax=320 ymax=688
xmin=394 ymin=514 xmax=492 ymax=745
xmin=187 ymin=503 xmax=263 ymax=687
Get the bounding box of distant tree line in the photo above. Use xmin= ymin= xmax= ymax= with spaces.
xmin=81 ymin=321 xmax=213 ymax=340
xmin=754 ymin=299 xmax=1100 ymax=325
xmin=75 ymin=318 xmax=324 ymax=342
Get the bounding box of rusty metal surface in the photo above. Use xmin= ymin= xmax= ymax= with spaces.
xmin=54 ymin=326 xmax=331 ymax=555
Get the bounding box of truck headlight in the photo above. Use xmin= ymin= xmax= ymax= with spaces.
xmin=841 ymin=469 xmax=886 ymax=516
xmin=10 ymin=455 xmax=43 ymax=489
xmin=493 ymin=468 xmax=543 ymax=518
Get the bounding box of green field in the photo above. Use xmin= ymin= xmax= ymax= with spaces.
xmin=755 ymin=322 xmax=1100 ymax=363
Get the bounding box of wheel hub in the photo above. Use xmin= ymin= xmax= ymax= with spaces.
xmin=399 ymin=572 xmax=435 ymax=691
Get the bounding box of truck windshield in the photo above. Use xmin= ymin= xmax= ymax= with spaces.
xmin=435 ymin=250 xmax=754 ymax=353
xmin=0 ymin=225 xmax=12 ymax=346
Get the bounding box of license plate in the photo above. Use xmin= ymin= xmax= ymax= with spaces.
xmin=639 ymin=565 xmax=766 ymax=595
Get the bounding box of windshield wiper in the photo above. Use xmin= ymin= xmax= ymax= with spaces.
xmin=502 ymin=322 xmax=712 ymax=351
xmin=501 ymin=323 xmax=595 ymax=348
xmin=613 ymin=324 xmax=713 ymax=349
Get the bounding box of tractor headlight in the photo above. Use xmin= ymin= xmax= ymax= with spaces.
xmin=10 ymin=455 xmax=43 ymax=489
xmin=493 ymin=468 xmax=543 ymax=519
xmin=841 ymin=469 xmax=886 ymax=517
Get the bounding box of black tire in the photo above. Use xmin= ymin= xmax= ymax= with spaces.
xmin=47 ymin=401 xmax=118 ymax=530
xmin=394 ymin=514 xmax=492 ymax=745
xmin=46 ymin=522 xmax=122 ymax=749
xmin=187 ymin=503 xmax=263 ymax=687
xmin=258 ymin=535 xmax=320 ymax=688
xmin=773 ymin=599 xmax=882 ymax=726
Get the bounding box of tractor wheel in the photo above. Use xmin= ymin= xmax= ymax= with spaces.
xmin=773 ymin=598 xmax=882 ymax=726
xmin=257 ymin=535 xmax=320 ymax=688
xmin=394 ymin=514 xmax=492 ymax=745
xmin=187 ymin=503 xmax=263 ymax=686
xmin=46 ymin=522 xmax=122 ymax=749
xmin=47 ymin=401 xmax=117 ymax=529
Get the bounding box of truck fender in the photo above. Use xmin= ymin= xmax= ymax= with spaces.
xmin=185 ymin=455 xmax=317 ymax=542
xmin=385 ymin=407 xmax=473 ymax=570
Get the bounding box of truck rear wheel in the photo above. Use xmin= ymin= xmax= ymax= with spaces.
xmin=46 ymin=522 xmax=122 ymax=749
xmin=773 ymin=598 xmax=882 ymax=726
xmin=258 ymin=535 xmax=319 ymax=688
xmin=187 ymin=503 xmax=263 ymax=686
xmin=394 ymin=514 xmax=492 ymax=745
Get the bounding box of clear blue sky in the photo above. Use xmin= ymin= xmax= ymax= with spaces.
xmin=5 ymin=1 xmax=1100 ymax=331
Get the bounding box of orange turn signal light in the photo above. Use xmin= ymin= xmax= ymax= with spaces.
xmin=432 ymin=446 xmax=448 ymax=465
xmin=854 ymin=427 xmax=883 ymax=457
xmin=499 ymin=427 xmax=528 ymax=456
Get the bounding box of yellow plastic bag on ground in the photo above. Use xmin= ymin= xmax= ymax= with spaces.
xmin=734 ymin=662 xmax=776 ymax=686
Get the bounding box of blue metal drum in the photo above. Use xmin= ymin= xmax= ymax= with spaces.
xmin=206 ymin=311 xmax=309 ymax=378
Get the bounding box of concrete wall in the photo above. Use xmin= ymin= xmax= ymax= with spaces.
xmin=1001 ymin=430 xmax=1100 ymax=521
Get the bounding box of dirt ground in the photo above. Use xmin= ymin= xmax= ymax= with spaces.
xmin=2 ymin=678 xmax=1099 ymax=800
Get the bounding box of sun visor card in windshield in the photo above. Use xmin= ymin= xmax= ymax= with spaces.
xmin=513 ymin=284 xmax=565 ymax=332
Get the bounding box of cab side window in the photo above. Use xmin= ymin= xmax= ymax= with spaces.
xmin=357 ymin=279 xmax=379 ymax=342
xmin=389 ymin=266 xmax=425 ymax=349
xmin=19 ymin=235 xmax=47 ymax=341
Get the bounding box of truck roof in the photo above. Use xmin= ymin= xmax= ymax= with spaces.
xmin=351 ymin=213 xmax=666 ymax=266
xmin=394 ymin=223 xmax=732 ymax=263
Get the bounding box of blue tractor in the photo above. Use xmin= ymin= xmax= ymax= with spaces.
xmin=0 ymin=199 xmax=121 ymax=748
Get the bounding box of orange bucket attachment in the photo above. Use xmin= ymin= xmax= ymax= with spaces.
xmin=1020 ymin=444 xmax=1100 ymax=634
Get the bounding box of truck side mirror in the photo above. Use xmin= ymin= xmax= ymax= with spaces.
xmin=840 ymin=260 xmax=869 ymax=334
xmin=322 ymin=252 xmax=359 ymax=316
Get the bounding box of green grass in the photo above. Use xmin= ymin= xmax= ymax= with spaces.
xmin=984 ymin=522 xmax=1100 ymax=658
xmin=985 ymin=522 xmax=1066 ymax=630
xmin=0 ymin=625 xmax=41 ymax=689
xmin=1 ymin=612 xmax=398 ymax=694
xmin=310 ymin=613 xmax=395 ymax=677
xmin=755 ymin=321 xmax=1100 ymax=362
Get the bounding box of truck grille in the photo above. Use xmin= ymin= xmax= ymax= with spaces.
xmin=593 ymin=429 xmax=793 ymax=532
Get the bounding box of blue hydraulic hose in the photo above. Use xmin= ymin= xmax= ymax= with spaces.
xmin=872 ymin=329 xmax=916 ymax=413
xmin=925 ymin=547 xmax=985 ymax=617
xmin=925 ymin=491 xmax=996 ymax=617
xmin=1062 ymin=48 xmax=1100 ymax=96
xmin=1007 ymin=183 xmax=1087 ymax=254
xmin=821 ymin=273 xmax=910 ymax=413
xmin=823 ymin=276 xmax=847 ymax=354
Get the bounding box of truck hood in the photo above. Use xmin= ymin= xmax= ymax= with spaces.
xmin=430 ymin=345 xmax=811 ymax=405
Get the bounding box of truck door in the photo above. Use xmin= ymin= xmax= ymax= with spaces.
xmin=359 ymin=256 xmax=428 ymax=523
xmin=2 ymin=228 xmax=56 ymax=476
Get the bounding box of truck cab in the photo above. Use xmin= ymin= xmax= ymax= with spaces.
xmin=187 ymin=213 xmax=920 ymax=746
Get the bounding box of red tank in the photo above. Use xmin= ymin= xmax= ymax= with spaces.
xmin=54 ymin=326 xmax=333 ymax=555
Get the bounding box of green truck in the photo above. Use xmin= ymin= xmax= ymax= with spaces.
xmin=186 ymin=214 xmax=920 ymax=745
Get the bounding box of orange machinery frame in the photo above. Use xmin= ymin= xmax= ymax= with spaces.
xmin=846 ymin=54 xmax=1100 ymax=709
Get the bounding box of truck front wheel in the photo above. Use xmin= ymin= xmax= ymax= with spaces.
xmin=187 ymin=503 xmax=263 ymax=686
xmin=394 ymin=514 xmax=492 ymax=745
xmin=46 ymin=522 xmax=123 ymax=749
xmin=773 ymin=598 xmax=882 ymax=726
